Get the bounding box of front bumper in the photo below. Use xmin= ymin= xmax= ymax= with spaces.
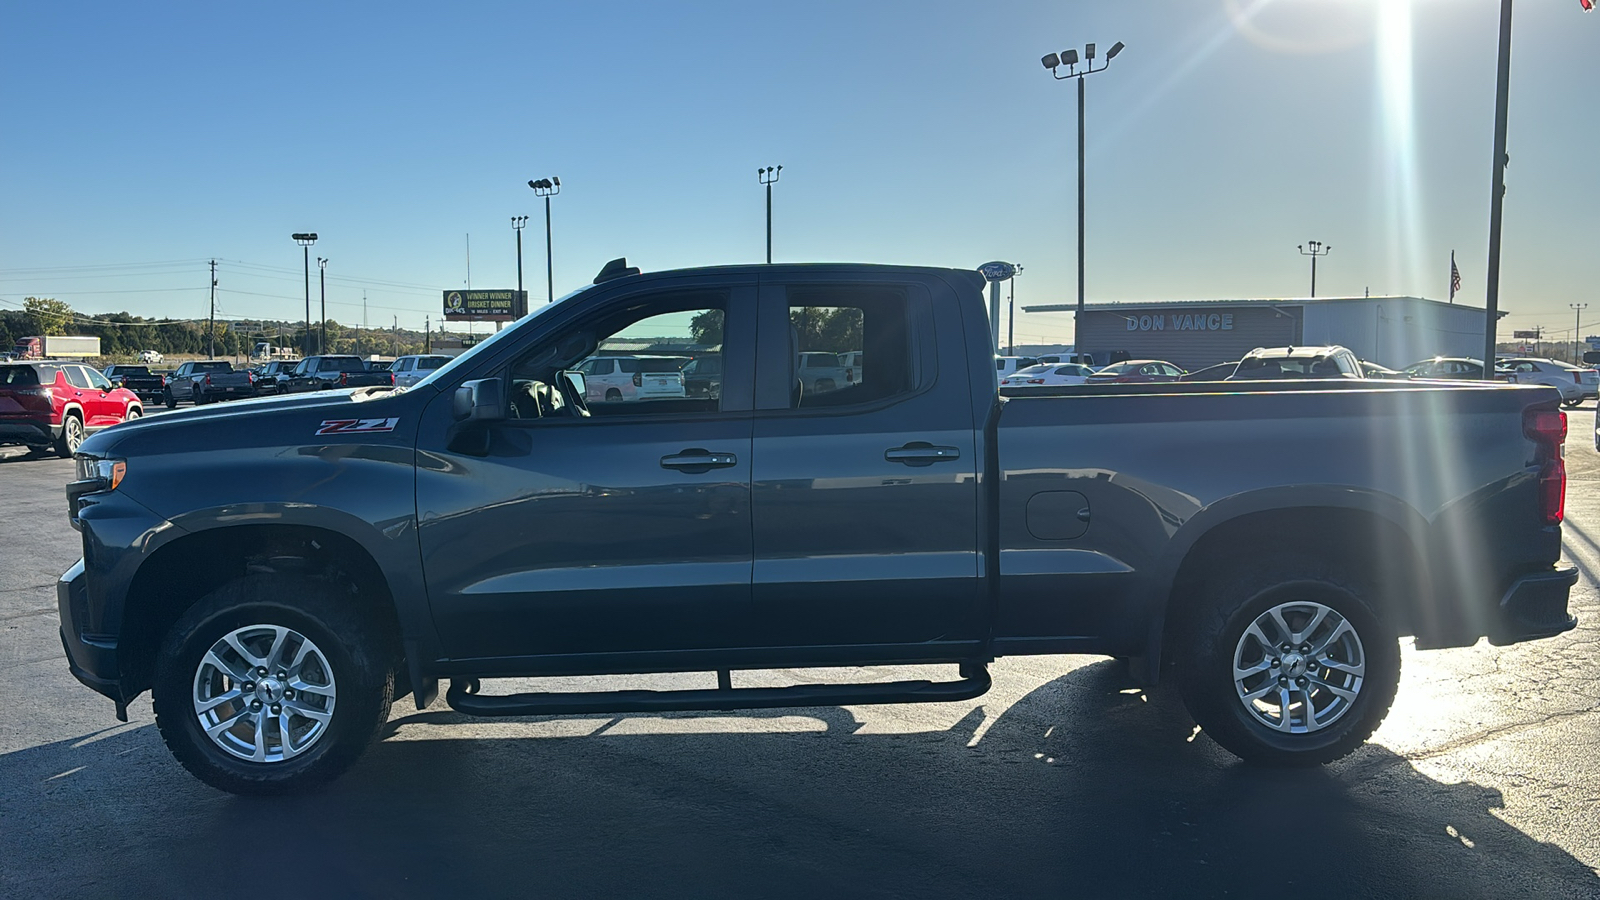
xmin=58 ymin=558 xmax=130 ymax=717
xmin=1487 ymin=565 xmax=1580 ymax=646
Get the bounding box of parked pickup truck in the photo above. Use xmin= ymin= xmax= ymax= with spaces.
xmin=60 ymin=260 xmax=1577 ymax=795
xmin=101 ymin=365 xmax=166 ymax=402
xmin=282 ymin=355 xmax=395 ymax=393
xmin=163 ymin=360 xmax=255 ymax=407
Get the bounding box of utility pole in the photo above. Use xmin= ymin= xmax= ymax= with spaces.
xmin=1573 ymin=303 xmax=1588 ymax=362
xmin=758 ymin=166 xmax=782 ymax=263
xmin=392 ymin=316 xmax=398 ymax=358
xmin=361 ymin=291 xmax=367 ymax=358
xmin=317 ymin=257 xmax=328 ymax=354
xmin=1007 ymin=264 xmax=1024 ymax=356
xmin=529 ymin=177 xmax=561 ymax=302
xmin=425 ymin=315 xmax=431 ymax=353
xmin=207 ymin=259 xmax=217 ymax=358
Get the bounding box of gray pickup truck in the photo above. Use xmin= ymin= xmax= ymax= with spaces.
xmin=163 ymin=360 xmax=255 ymax=407
xmin=281 ymin=355 xmax=394 ymax=393
xmin=60 ymin=261 xmax=1577 ymax=795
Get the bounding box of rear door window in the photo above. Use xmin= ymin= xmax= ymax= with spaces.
xmin=64 ymin=366 xmax=92 ymax=389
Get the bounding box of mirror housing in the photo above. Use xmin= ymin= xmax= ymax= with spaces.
xmin=452 ymin=378 xmax=507 ymax=423
xmin=561 ymin=369 xmax=586 ymax=399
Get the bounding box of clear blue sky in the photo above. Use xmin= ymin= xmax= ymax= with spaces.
xmin=2 ymin=1 xmax=1596 ymax=348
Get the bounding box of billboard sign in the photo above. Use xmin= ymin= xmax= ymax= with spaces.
xmin=443 ymin=290 xmax=527 ymax=322
xmin=1512 ymin=330 xmax=1541 ymax=339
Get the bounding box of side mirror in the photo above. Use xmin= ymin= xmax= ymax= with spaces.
xmin=452 ymin=378 xmax=507 ymax=423
xmin=561 ymin=370 xmax=586 ymax=399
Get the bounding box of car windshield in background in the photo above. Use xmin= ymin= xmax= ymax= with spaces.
xmin=319 ymin=358 xmax=367 ymax=372
xmin=417 ymin=356 xmax=449 ymax=370
xmin=0 ymin=365 xmax=41 ymax=385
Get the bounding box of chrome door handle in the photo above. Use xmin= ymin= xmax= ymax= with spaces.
xmin=884 ymin=443 xmax=961 ymax=466
xmin=661 ymin=449 xmax=738 ymax=472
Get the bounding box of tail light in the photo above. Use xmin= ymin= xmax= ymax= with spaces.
xmin=633 ymin=373 xmax=642 ymax=387
xmin=1028 ymin=378 xmax=1045 ymax=384
xmin=204 ymin=374 xmax=212 ymax=386
xmin=1574 ymin=372 xmax=1584 ymax=383
xmin=161 ymin=375 xmax=168 ymax=386
xmin=1523 ymin=406 xmax=1567 ymax=525
xmin=846 ymin=367 xmax=855 ymax=383
xmin=340 ymin=372 xmax=349 ymax=386
xmin=389 ymin=373 xmax=395 ymax=385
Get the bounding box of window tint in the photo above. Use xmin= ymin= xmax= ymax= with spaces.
xmin=510 ymin=289 xmax=728 ymax=417
xmin=418 ymin=356 xmax=449 ymax=370
xmin=64 ymin=366 xmax=92 ymax=389
xmin=787 ymin=286 xmax=914 ymax=409
xmin=0 ymin=365 xmax=40 ymax=386
xmin=85 ymin=367 xmax=113 ymax=390
xmin=193 ymin=361 xmax=231 ymax=373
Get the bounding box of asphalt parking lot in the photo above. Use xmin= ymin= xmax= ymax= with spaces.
xmin=2 ymin=403 xmax=1599 ymax=898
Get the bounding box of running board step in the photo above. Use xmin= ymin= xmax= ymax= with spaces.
xmin=445 ymin=665 xmax=991 ymax=718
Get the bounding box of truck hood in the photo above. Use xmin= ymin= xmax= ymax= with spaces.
xmin=77 ymin=386 xmax=426 ymax=458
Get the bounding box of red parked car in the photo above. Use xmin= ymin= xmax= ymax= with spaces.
xmin=1085 ymin=359 xmax=1187 ymax=384
xmin=0 ymin=362 xmax=143 ymax=458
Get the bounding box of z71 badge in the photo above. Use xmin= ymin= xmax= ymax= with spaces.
xmin=315 ymin=417 xmax=400 ymax=436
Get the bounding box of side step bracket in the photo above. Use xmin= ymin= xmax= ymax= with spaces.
xmin=445 ymin=664 xmax=991 ymax=718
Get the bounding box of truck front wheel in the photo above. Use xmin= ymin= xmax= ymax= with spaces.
xmin=1178 ymin=558 xmax=1400 ymax=766
xmin=151 ymin=575 xmax=396 ymax=795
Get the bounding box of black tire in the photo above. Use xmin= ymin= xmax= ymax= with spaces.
xmin=124 ymin=405 xmax=142 ymax=423
xmin=195 ymin=391 xmax=209 ymax=405
xmin=54 ymin=412 xmax=84 ymax=458
xmin=1177 ymin=556 xmax=1400 ymax=767
xmin=151 ymin=575 xmax=397 ymax=795
xmin=164 ymin=389 xmax=177 ymax=410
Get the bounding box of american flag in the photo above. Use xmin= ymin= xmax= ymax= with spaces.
xmin=1450 ymin=252 xmax=1462 ymax=302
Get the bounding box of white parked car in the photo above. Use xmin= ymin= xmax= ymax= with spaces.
xmin=389 ymin=354 xmax=453 ymax=388
xmin=1500 ymin=358 xmax=1599 ymax=409
xmin=575 ymin=355 xmax=688 ymax=403
xmin=139 ymin=350 xmax=164 ymax=364
xmin=1001 ymin=363 xmax=1096 ymax=387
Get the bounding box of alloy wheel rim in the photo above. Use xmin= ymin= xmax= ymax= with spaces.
xmin=65 ymin=417 xmax=83 ymax=451
xmin=1231 ymin=600 xmax=1365 ymax=734
xmin=192 ymin=624 xmax=338 ymax=763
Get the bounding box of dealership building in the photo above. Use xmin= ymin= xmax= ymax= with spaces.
xmin=1021 ymin=295 xmax=1502 ymax=372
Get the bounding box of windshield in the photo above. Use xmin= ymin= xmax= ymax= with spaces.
xmin=410 ymin=286 xmax=590 ymax=391
xmin=636 ymin=357 xmax=688 ymax=373
xmin=192 ymin=362 xmax=231 ymax=373
xmin=0 ymin=365 xmax=41 ymax=386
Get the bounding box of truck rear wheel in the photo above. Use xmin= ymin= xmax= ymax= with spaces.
xmin=1177 ymin=557 xmax=1400 ymax=766
xmin=164 ymin=389 xmax=176 ymax=410
xmin=151 ymin=575 xmax=396 ymax=795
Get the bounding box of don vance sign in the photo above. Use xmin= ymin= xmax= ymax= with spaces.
xmin=1126 ymin=313 xmax=1236 ymax=332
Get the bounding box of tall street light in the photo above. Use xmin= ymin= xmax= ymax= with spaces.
xmin=528 ymin=177 xmax=560 ymax=303
xmin=292 ymin=233 xmax=317 ymax=356
xmin=758 ymin=165 xmax=782 ymax=263
xmin=1482 ymin=0 xmax=1593 ymax=378
xmin=1008 ymin=264 xmax=1024 ymax=355
xmin=1298 ymin=240 xmax=1331 ymax=297
xmin=317 ymin=257 xmax=328 ymax=354
xmin=1573 ymin=303 xmax=1588 ymax=362
xmin=1043 ymin=40 xmax=1124 ymax=364
xmin=511 ymin=215 xmax=529 ymax=311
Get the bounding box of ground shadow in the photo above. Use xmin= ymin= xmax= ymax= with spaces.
xmin=3 ymin=661 xmax=1594 ymax=899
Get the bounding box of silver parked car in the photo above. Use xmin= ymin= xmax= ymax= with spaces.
xmin=1500 ymin=358 xmax=1599 ymax=409
xmin=390 ymin=354 xmax=453 ymax=388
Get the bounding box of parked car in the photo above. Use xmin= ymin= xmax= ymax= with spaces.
xmin=1086 ymin=359 xmax=1186 ymax=383
xmin=681 ymin=356 xmax=723 ymax=399
xmin=995 ymin=356 xmax=1041 ymax=379
xmin=1180 ymin=361 xmax=1240 ymax=382
xmin=797 ymin=352 xmax=851 ymax=394
xmin=1227 ymin=346 xmax=1365 ymax=381
xmin=574 ymin=355 xmax=689 ymax=403
xmin=165 ymin=360 xmax=256 ymax=407
xmin=282 ymin=356 xmax=395 ymax=393
xmin=1404 ymin=357 xmax=1510 ymax=382
xmin=1036 ymin=352 xmax=1099 ymax=367
xmin=139 ymin=350 xmax=164 ymax=364
xmin=1361 ymin=361 xmax=1406 ymax=379
xmin=1499 ymin=358 xmax=1599 ymax=409
xmin=101 ymin=364 xmax=167 ymax=402
xmin=1 ymin=361 xmax=141 ymax=457
xmin=253 ymin=360 xmax=301 ymax=394
xmin=1001 ymin=363 xmax=1095 ymax=387
xmin=390 ymin=354 xmax=454 ymax=389
xmin=58 ymin=260 xmax=1576 ymax=796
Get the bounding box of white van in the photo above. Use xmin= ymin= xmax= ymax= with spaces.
xmin=995 ymin=356 xmax=1041 ymax=378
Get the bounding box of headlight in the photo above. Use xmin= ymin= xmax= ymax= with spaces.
xmin=74 ymin=456 xmax=127 ymax=491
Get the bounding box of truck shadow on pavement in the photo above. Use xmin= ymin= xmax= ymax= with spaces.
xmin=3 ymin=660 xmax=1595 ymax=899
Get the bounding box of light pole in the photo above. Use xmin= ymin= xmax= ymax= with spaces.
xmin=511 ymin=215 xmax=529 ymax=309
xmin=1042 ymin=40 xmax=1124 ymax=365
xmin=528 ymin=177 xmax=560 ymax=303
xmin=758 ymin=165 xmax=782 ymax=263
xmin=292 ymin=233 xmax=317 ymax=356
xmin=317 ymin=257 xmax=328 ymax=354
xmin=1007 ymin=265 xmax=1024 ymax=355
xmin=1298 ymin=241 xmax=1331 ymax=297
xmin=1573 ymin=303 xmax=1588 ymax=362
xmin=1483 ymin=0 xmax=1594 ymax=377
